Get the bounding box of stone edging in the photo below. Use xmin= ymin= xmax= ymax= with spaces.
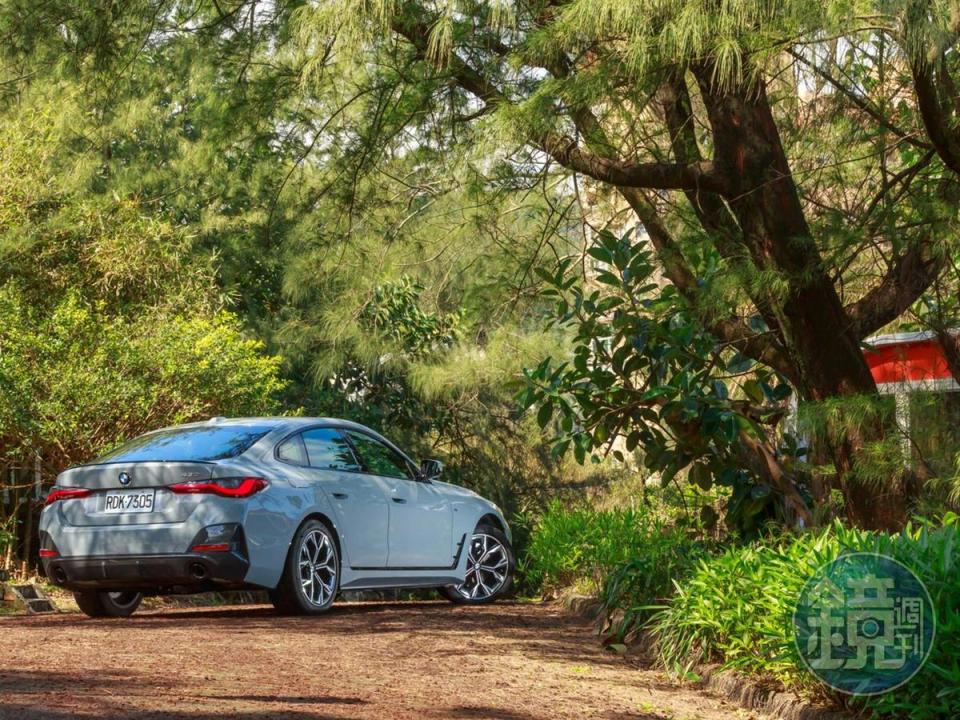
xmin=696 ymin=664 xmax=847 ymax=720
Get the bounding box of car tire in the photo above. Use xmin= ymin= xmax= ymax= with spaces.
xmin=271 ymin=519 xmax=340 ymax=615
xmin=440 ymin=523 xmax=515 ymax=605
xmin=74 ymin=591 xmax=143 ymax=618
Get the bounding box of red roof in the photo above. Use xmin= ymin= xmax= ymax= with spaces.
xmin=864 ymin=332 xmax=952 ymax=385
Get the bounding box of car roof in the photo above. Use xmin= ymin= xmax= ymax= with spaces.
xmin=156 ymin=417 xmax=376 ymax=434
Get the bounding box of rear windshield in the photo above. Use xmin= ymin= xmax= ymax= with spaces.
xmin=94 ymin=425 xmax=274 ymax=463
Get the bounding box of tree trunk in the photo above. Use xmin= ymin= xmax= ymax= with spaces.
xmin=693 ymin=71 xmax=911 ymax=530
xmin=936 ymin=328 xmax=960 ymax=382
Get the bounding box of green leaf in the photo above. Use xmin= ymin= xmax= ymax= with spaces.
xmin=551 ymin=439 xmax=571 ymax=459
xmin=689 ymin=463 xmax=713 ymax=491
xmin=742 ymin=379 xmax=763 ymax=404
xmin=586 ymin=246 xmax=613 ymax=264
xmin=537 ymin=400 xmax=554 ymax=428
xmin=595 ymin=271 xmax=622 ymax=287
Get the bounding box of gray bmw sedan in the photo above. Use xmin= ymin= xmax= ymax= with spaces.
xmin=39 ymin=417 xmax=514 ymax=617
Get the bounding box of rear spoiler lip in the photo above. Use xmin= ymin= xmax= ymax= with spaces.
xmin=63 ymin=459 xmax=219 ymax=471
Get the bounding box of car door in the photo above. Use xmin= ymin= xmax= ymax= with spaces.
xmin=278 ymin=427 xmax=390 ymax=569
xmin=345 ymin=431 xmax=454 ymax=569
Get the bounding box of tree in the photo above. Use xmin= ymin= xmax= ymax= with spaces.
xmin=0 ymin=108 xmax=286 ymax=567
xmin=292 ymin=1 xmax=960 ymax=529
xmin=0 ymin=0 xmax=585 ymax=521
xmin=9 ymin=1 xmax=960 ymax=529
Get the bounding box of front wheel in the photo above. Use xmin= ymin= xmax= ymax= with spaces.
xmin=441 ymin=524 xmax=514 ymax=604
xmin=74 ymin=591 xmax=143 ymax=618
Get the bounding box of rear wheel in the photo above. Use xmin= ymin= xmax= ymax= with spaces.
xmin=270 ymin=519 xmax=340 ymax=615
xmin=74 ymin=591 xmax=143 ymax=618
xmin=441 ymin=523 xmax=514 ymax=604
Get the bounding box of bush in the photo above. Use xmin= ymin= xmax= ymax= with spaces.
xmin=650 ymin=518 xmax=960 ymax=719
xmin=0 ymin=287 xmax=287 ymax=468
xmin=523 ymin=501 xmax=706 ymax=605
xmin=598 ymin=537 xmax=709 ymax=641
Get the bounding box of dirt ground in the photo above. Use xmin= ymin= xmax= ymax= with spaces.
xmin=0 ymin=601 xmax=764 ymax=720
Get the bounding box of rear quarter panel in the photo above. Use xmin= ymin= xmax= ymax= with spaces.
xmin=226 ymin=457 xmax=341 ymax=589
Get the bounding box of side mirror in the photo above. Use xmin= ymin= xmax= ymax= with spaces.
xmin=420 ymin=458 xmax=443 ymax=481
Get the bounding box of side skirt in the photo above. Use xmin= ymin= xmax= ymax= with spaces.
xmin=340 ymin=575 xmax=462 ymax=590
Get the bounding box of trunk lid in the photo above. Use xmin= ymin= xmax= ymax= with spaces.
xmin=54 ymin=462 xmax=215 ymax=526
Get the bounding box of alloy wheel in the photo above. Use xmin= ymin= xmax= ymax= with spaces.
xmin=454 ymin=533 xmax=509 ymax=600
xmin=298 ymin=529 xmax=338 ymax=607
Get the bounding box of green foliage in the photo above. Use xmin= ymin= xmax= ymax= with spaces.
xmin=310 ymin=276 xmax=463 ymax=440
xmin=651 ymin=518 xmax=960 ymax=718
xmin=522 ymin=229 xmax=801 ymax=534
xmin=0 ymin=6 xmax=581 ymax=536
xmin=597 ymin=531 xmax=709 ymax=641
xmin=0 ymin=107 xmax=286 ymax=472
xmin=0 ymin=287 xmax=286 ymax=468
xmin=362 ymin=276 xmax=464 ymax=358
xmin=0 ymin=513 xmax=16 ymax=563
xmin=865 ymin=517 xmax=960 ymax=719
xmin=523 ymin=500 xmax=705 ymax=599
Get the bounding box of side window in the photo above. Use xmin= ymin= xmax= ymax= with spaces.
xmin=276 ymin=434 xmax=308 ymax=465
xmin=347 ymin=432 xmax=413 ymax=480
xmin=302 ymin=428 xmax=360 ymax=471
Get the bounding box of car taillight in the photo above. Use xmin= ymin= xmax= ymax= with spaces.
xmin=167 ymin=477 xmax=267 ymax=498
xmin=38 ymin=548 xmax=59 ymax=558
xmin=44 ymin=488 xmax=92 ymax=506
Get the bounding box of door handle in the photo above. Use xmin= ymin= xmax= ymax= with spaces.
xmin=392 ymin=497 xmax=407 ymax=504
xmin=332 ymin=492 xmax=348 ymax=499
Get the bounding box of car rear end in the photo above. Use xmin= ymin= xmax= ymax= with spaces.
xmin=40 ymin=422 xmax=276 ymax=595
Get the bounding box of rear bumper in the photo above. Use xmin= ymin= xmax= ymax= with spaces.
xmin=42 ymin=551 xmax=250 ymax=593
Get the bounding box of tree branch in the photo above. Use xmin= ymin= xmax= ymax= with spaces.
xmin=389 ymin=14 xmax=727 ymax=192
xmin=619 ymin=187 xmax=798 ymax=381
xmin=544 ymin=137 xmax=723 ymax=191
xmin=911 ymin=53 xmax=960 ymax=175
xmin=845 ymin=236 xmax=943 ymax=338
xmin=390 ymin=10 xmax=790 ymax=377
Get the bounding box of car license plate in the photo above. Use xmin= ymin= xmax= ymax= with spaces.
xmin=103 ymin=490 xmax=156 ymax=514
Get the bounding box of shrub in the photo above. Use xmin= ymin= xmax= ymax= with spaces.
xmin=598 ymin=535 xmax=708 ymax=640
xmin=650 ymin=518 xmax=960 ymax=719
xmin=523 ymin=501 xmax=706 ymax=604
xmin=0 ymin=288 xmax=287 ymax=468
xmin=866 ymin=518 xmax=960 ymax=718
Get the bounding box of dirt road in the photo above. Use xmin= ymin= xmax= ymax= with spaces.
xmin=0 ymin=601 xmax=758 ymax=720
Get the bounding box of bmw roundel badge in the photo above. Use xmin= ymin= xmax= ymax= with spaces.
xmin=118 ymin=472 xmax=132 ymax=486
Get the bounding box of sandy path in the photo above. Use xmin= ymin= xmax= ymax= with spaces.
xmin=0 ymin=601 xmax=761 ymax=720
